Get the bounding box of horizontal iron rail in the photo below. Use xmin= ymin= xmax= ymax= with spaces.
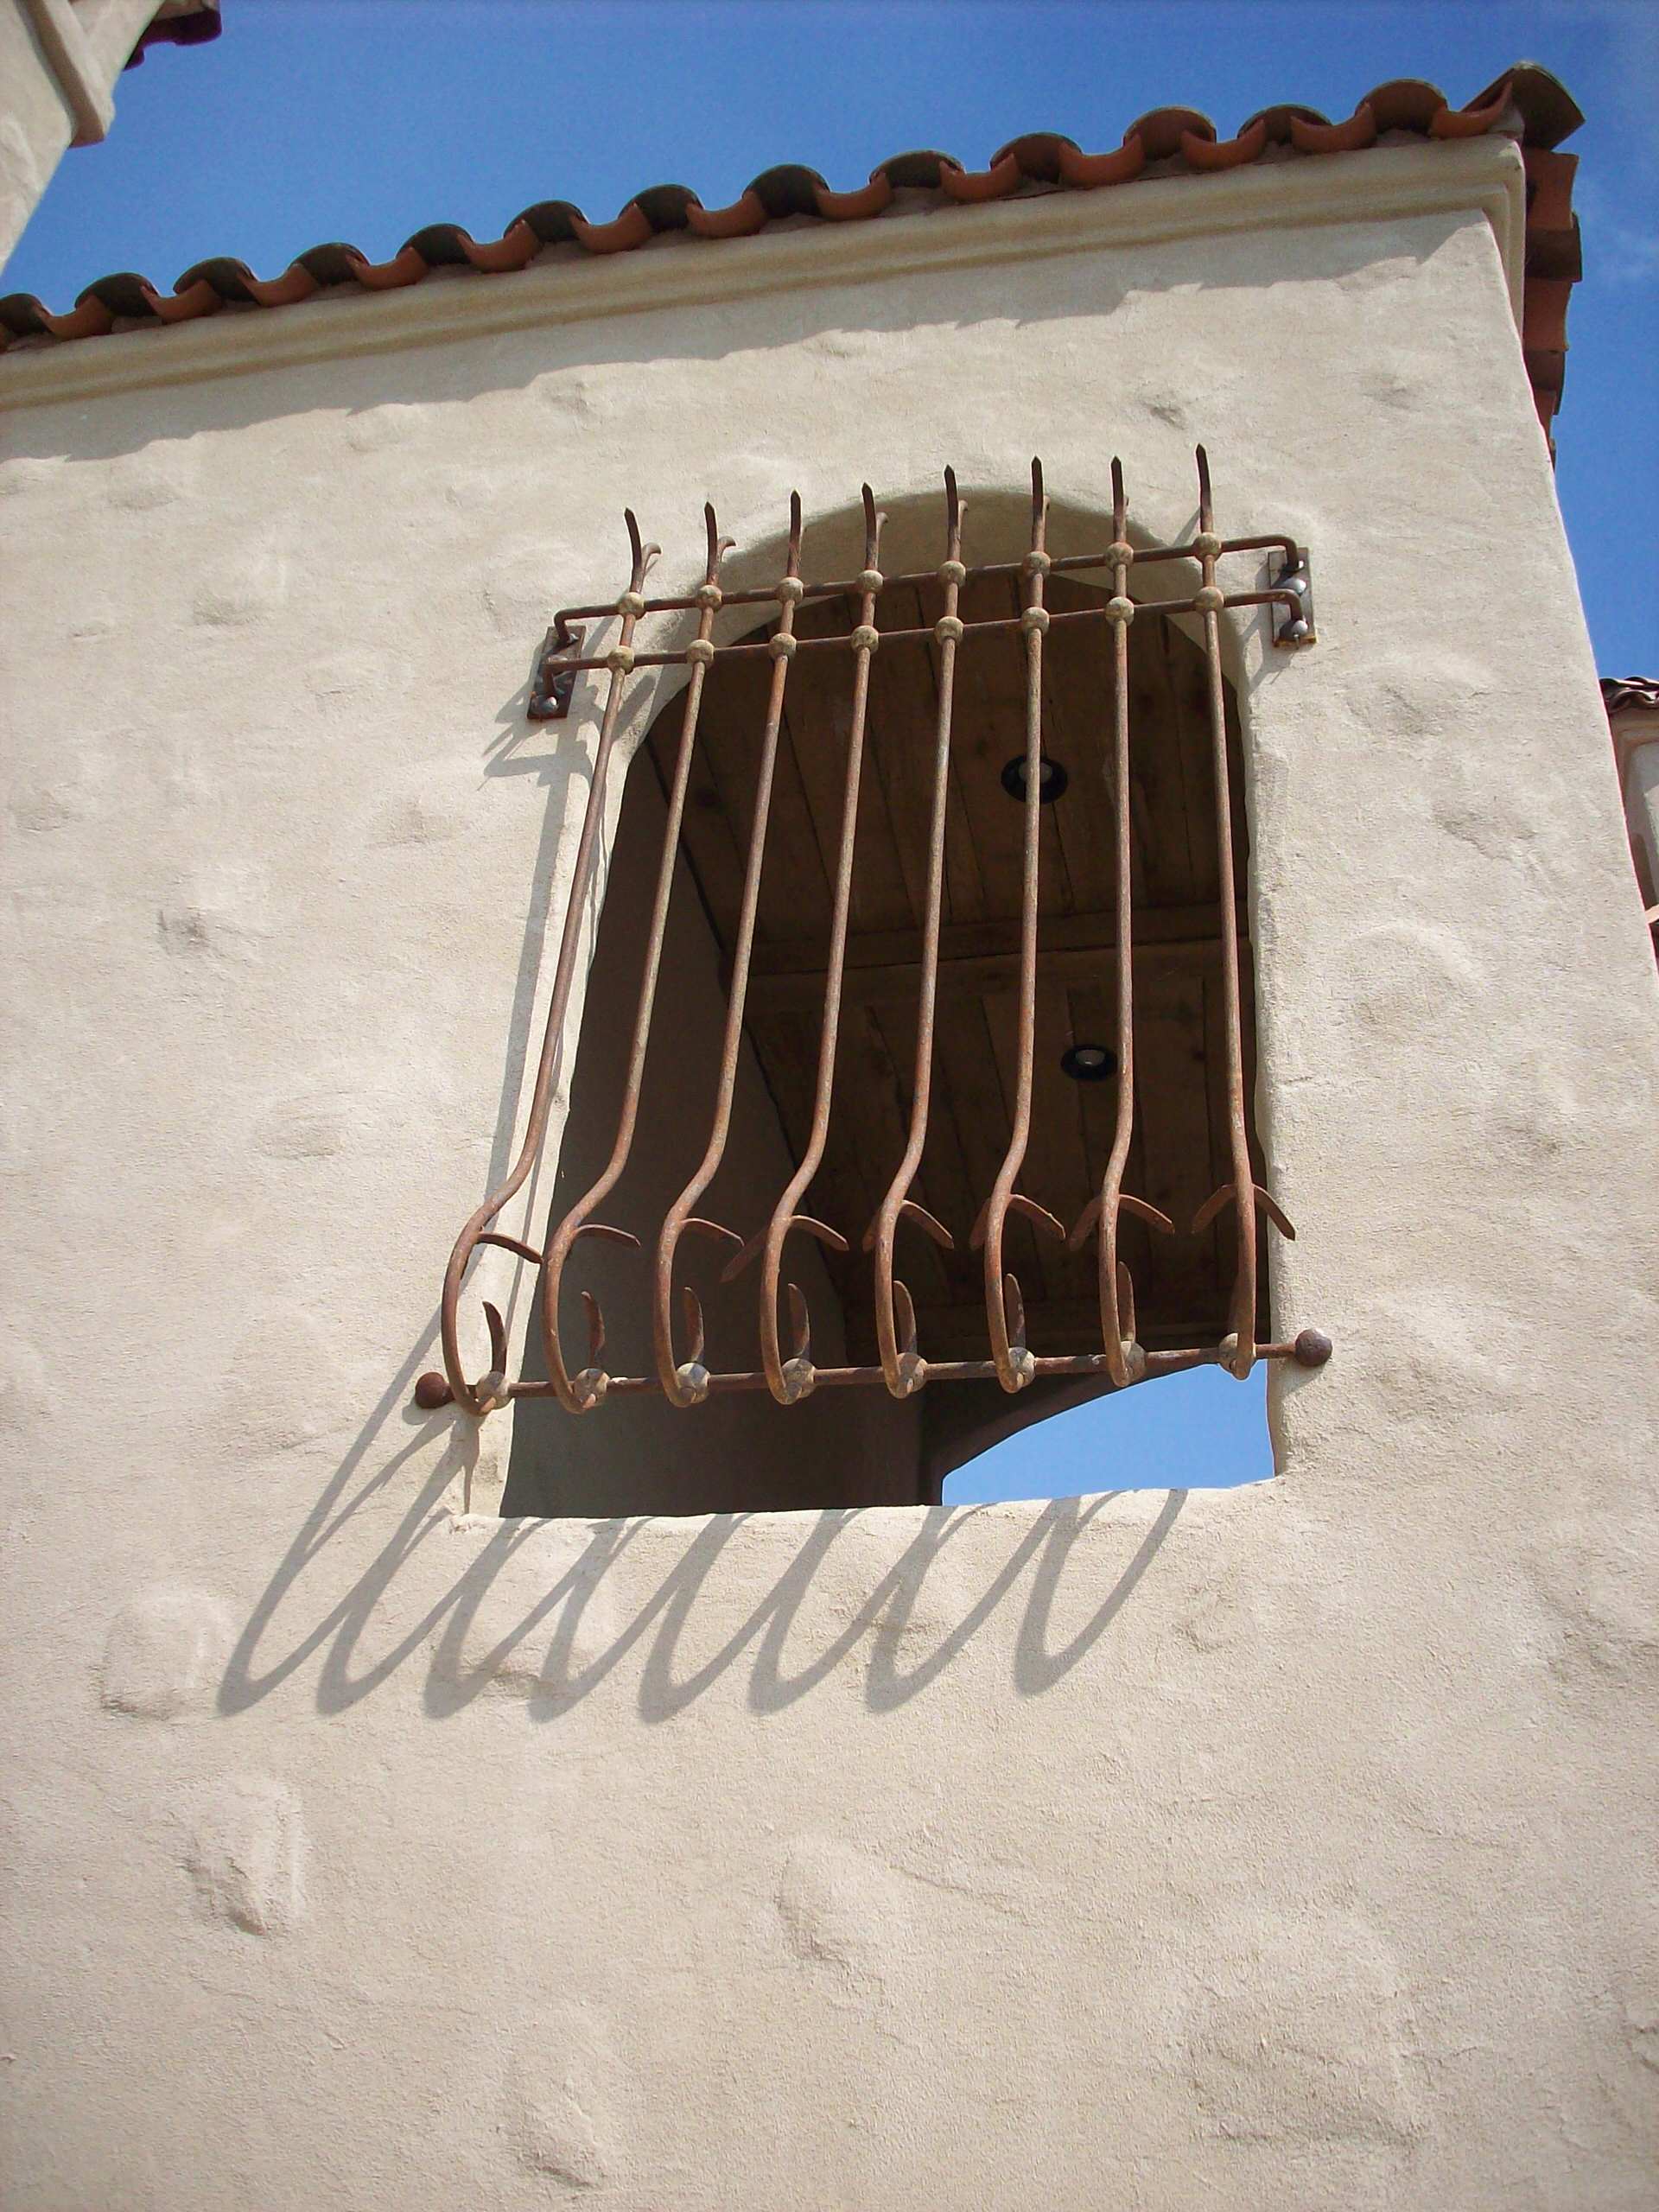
xmin=543 ymin=589 xmax=1301 ymax=677
xmin=545 ymin=534 xmax=1300 ymax=624
xmin=466 ymin=1333 xmax=1334 ymax=1402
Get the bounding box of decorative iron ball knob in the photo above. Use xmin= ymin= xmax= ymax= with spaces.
xmin=413 ymin=1371 xmax=454 ymax=1410
xmin=1294 ymin=1328 xmax=1333 ymax=1368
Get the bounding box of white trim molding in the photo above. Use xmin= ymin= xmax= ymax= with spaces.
xmin=0 ymin=136 xmax=1529 ymax=411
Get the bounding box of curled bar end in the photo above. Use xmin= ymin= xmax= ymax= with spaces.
xmin=861 ymin=482 xmax=885 ymax=563
xmin=702 ymin=502 xmax=727 ymax=575
xmin=944 ymin=465 xmax=964 ymax=555
xmin=683 ymin=1282 xmax=706 ymax=1365
xmin=483 ymin=1300 xmax=508 ymax=1375
xmin=1000 ymin=1270 xmax=1037 ymax=1392
xmin=580 ymin=1287 xmax=607 ymax=1366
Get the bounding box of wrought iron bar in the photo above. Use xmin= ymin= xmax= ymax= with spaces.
xmin=537 ymin=504 xmax=734 ymax=1413
xmin=724 ymin=488 xmax=887 ymax=1402
xmin=425 ymin=509 xmax=658 ymax=1416
xmin=542 ymin=540 xmax=1309 ymax=627
xmin=497 ymin=1331 xmax=1335 ymax=1400
xmin=971 ymin=461 xmax=1069 ymax=1393
xmin=1066 ymin=457 xmax=1174 ymax=1384
xmin=652 ymin=493 xmax=808 ymax=1407
xmin=865 ymin=467 xmax=965 ymax=1398
xmin=1188 ymin=446 xmax=1295 ymax=1378
xmin=541 ymin=593 xmax=1306 ymax=674
xmin=416 ymin=461 xmax=1321 ymax=1422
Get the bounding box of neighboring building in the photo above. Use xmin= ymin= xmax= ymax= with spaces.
xmin=2 ymin=59 xmax=1656 ymax=2210
xmin=1605 ymin=677 xmax=1659 ymax=955
xmin=0 ymin=0 xmax=219 ymax=270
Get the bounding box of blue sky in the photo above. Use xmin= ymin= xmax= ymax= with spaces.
xmin=8 ymin=1 xmax=1653 ymax=1498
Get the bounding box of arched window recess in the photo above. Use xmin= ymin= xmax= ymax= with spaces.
xmin=418 ymin=452 xmax=1331 ymax=1445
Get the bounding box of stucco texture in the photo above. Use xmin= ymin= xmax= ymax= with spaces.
xmin=2 ymin=141 xmax=1657 ymax=2208
xmin=0 ymin=0 xmax=161 ymax=267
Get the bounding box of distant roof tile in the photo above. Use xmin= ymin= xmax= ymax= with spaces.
xmin=1603 ymin=677 xmax=1659 ymax=716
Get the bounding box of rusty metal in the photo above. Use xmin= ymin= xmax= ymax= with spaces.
xmin=652 ymin=494 xmax=808 ymax=1407
xmin=1188 ymin=446 xmax=1295 ymax=1379
xmin=724 ymin=487 xmax=887 ymax=1403
xmin=1066 ymin=456 xmax=1174 ymax=1385
xmin=540 ymin=580 xmax=1315 ymax=673
xmin=866 ymin=469 xmax=965 ymax=1398
xmin=416 ymin=458 xmax=1319 ymax=1423
xmin=425 ymin=509 xmax=658 ymax=1420
xmin=527 ymin=612 xmax=590 ymax=721
xmin=969 ymin=461 xmax=1067 ymax=1392
xmin=476 ymin=1330 xmax=1333 ymax=1403
xmin=538 ymin=505 xmax=734 ymax=1412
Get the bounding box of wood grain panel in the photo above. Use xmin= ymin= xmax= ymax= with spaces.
xmin=636 ymin=577 xmax=1261 ymax=1372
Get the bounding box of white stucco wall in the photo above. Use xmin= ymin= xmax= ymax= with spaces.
xmin=3 ymin=141 xmax=1656 ymax=2208
xmin=0 ymin=0 xmax=161 ymax=269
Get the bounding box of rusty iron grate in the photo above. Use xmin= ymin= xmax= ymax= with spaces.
xmin=417 ymin=452 xmax=1331 ymax=1421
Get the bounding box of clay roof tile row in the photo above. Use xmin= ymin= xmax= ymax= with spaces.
xmin=0 ymin=62 xmax=1583 ymax=435
xmin=1603 ymin=677 xmax=1659 ymax=716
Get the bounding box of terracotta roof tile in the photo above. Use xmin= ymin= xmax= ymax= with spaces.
xmin=127 ymin=2 xmax=221 ymax=67
xmin=0 ymin=61 xmax=1582 ymax=435
xmin=1603 ymin=677 xmax=1659 ymax=716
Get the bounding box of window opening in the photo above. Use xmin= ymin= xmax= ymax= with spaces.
xmin=941 ymin=1365 xmax=1274 ymax=1506
xmin=419 ymin=454 xmax=1331 ymax=1503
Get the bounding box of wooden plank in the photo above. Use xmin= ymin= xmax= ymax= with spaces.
xmin=734 ymin=1007 xmax=870 ymax=1319
xmin=978 ymin=978 xmax=1088 ymax=1306
xmin=861 ymin=581 xmax=957 ymax=929
xmin=912 ymin=575 xmax=992 ymax=929
xmin=1039 ymin=575 xmax=1120 ymax=920
xmin=784 ymin=589 xmax=916 ymax=936
xmin=1135 ymin=615 xmax=1202 ymax=906
xmin=929 ymin=988 xmax=1041 ymax=1305
xmin=1134 ymin=970 xmax=1221 ymax=1330
xmin=867 ymin=995 xmax=980 ymax=1306
xmin=745 ymin=930 xmax=1226 ymax=1014
xmin=698 ymin=641 xmax=832 ymax=951
xmin=831 ymin=1001 xmax=950 ymax=1307
xmin=646 ymin=690 xmax=750 ymax=956
xmin=752 ymin=899 xmax=1234 ymax=979
xmin=944 ymin=571 xmax=1044 ymax=923
xmin=1065 ymin=976 xmax=1155 ymax=1335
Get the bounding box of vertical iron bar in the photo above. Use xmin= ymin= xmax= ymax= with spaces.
xmin=979 ymin=460 xmax=1052 ymax=1393
xmin=652 ymin=494 xmax=806 ymax=1406
xmin=436 ymin=511 xmax=658 ymax=1416
xmin=1194 ymin=445 xmax=1257 ymax=1379
xmin=753 ymin=487 xmax=887 ymax=1402
xmin=868 ymin=470 xmax=965 ymax=1397
xmin=1095 ymin=461 xmax=1141 ymax=1382
xmin=539 ymin=505 xmax=734 ymax=1411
